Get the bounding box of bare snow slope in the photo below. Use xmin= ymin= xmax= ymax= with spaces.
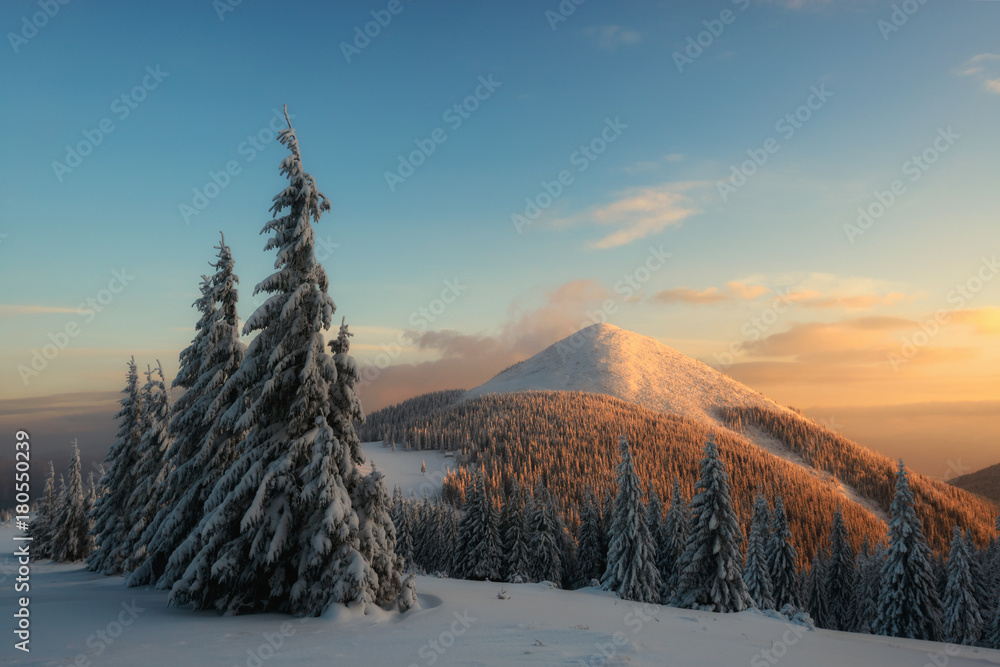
xmin=467 ymin=322 xmax=792 ymax=428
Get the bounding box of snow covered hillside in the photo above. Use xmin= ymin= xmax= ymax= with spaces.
xmin=466 ymin=322 xmax=792 ymax=428
xmin=5 ymin=522 xmax=998 ymax=666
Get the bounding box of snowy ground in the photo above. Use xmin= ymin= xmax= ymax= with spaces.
xmin=361 ymin=441 xmax=456 ymax=499
xmin=3 ymin=519 xmax=1000 ymax=666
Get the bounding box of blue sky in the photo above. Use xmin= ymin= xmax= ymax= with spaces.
xmin=2 ymin=0 xmax=999 ymax=477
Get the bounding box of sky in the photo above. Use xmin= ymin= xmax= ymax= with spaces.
xmin=1 ymin=0 xmax=998 ymax=484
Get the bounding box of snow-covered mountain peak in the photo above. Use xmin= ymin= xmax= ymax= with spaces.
xmin=466 ymin=322 xmax=790 ymax=428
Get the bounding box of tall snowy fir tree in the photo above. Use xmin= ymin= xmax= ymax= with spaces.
xmin=743 ymin=493 xmax=774 ymax=610
xmin=456 ymin=470 xmax=502 ymax=581
xmin=766 ymin=494 xmax=801 ymax=611
xmin=874 ymin=460 xmax=943 ymax=641
xmin=50 ymin=441 xmax=93 ymax=562
xmin=131 ymin=234 xmax=246 ymax=589
xmin=990 ymin=597 xmax=1000 ymax=650
xmin=527 ymin=483 xmax=564 ymax=585
xmin=824 ymin=506 xmax=856 ymax=631
xmin=575 ymin=488 xmax=606 ymax=587
xmin=122 ymin=362 xmax=173 ymax=574
xmin=942 ymin=527 xmax=983 ymax=646
xmin=391 ymin=488 xmax=414 ymax=568
xmin=501 ymin=481 xmax=530 ymax=583
xmin=88 ymin=357 xmax=146 ymax=575
xmin=169 ymin=108 xmax=404 ymax=615
xmin=32 ymin=462 xmax=58 ymax=558
xmin=854 ymin=537 xmax=881 ymax=634
xmin=602 ymin=435 xmax=661 ymax=604
xmin=659 ymin=477 xmax=689 ymax=603
xmin=673 ymin=434 xmax=751 ymax=612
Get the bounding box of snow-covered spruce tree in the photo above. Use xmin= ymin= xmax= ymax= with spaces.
xmin=122 ymin=362 xmax=173 ymax=574
xmin=989 ymin=597 xmax=1000 ymax=650
xmin=50 ymin=441 xmax=93 ymax=562
xmin=575 ymin=488 xmax=606 ymax=587
xmin=602 ymin=435 xmax=661 ymax=604
xmin=659 ymin=477 xmax=689 ymax=604
xmin=391 ymin=488 xmax=415 ymax=568
xmin=88 ymin=357 xmax=146 ymax=575
xmin=824 ymin=506 xmax=856 ymax=631
xmin=528 ymin=482 xmax=563 ymax=585
xmin=170 ymin=109 xmax=403 ymax=615
xmin=807 ymin=552 xmax=830 ymax=629
xmin=354 ymin=468 xmax=403 ymax=604
xmin=130 ymin=235 xmax=246 ymax=589
xmin=744 ymin=493 xmax=774 ymax=610
xmin=501 ymin=481 xmax=530 ymax=583
xmin=31 ymin=462 xmax=58 ymax=559
xmin=673 ymin=434 xmax=751 ymax=612
xmin=967 ymin=532 xmax=994 ymax=635
xmin=766 ymin=494 xmax=801 ymax=611
xmin=854 ymin=537 xmax=881 ymax=634
xmin=943 ymin=527 xmax=983 ymax=646
xmin=456 ymin=470 xmax=502 ymax=581
xmin=873 ymin=460 xmax=944 ymax=641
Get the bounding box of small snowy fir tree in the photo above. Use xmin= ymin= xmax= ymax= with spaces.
xmin=575 ymin=488 xmax=606 ymax=587
xmin=398 ymin=573 xmax=418 ymax=613
xmin=873 ymin=460 xmax=944 ymax=641
xmin=659 ymin=477 xmax=689 ymax=603
xmin=673 ymin=434 xmax=751 ymax=612
xmin=131 ymin=235 xmax=246 ymax=589
xmin=170 ymin=108 xmax=402 ymax=615
xmin=456 ymin=470 xmax=503 ymax=581
xmin=766 ymin=494 xmax=801 ymax=611
xmin=88 ymin=357 xmax=146 ymax=575
xmin=942 ymin=526 xmax=983 ymax=646
xmin=744 ymin=493 xmax=775 ymax=610
xmin=527 ymin=482 xmax=563 ymax=585
xmin=824 ymin=506 xmax=856 ymax=631
xmin=602 ymin=435 xmax=661 ymax=604
xmin=122 ymin=362 xmax=173 ymax=574
xmin=501 ymin=481 xmax=531 ymax=583
xmin=31 ymin=462 xmax=58 ymax=558
xmin=50 ymin=441 xmax=93 ymax=562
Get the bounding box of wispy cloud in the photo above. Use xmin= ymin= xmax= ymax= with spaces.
xmin=953 ymin=53 xmax=1000 ymax=94
xmin=584 ymin=25 xmax=642 ymax=51
xmin=556 ymin=182 xmax=705 ymax=249
xmin=621 ymin=153 xmax=685 ymax=175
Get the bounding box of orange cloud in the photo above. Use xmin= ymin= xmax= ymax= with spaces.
xmin=651 ymin=286 xmax=729 ymax=305
xmin=949 ymin=307 xmax=1000 ymax=335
